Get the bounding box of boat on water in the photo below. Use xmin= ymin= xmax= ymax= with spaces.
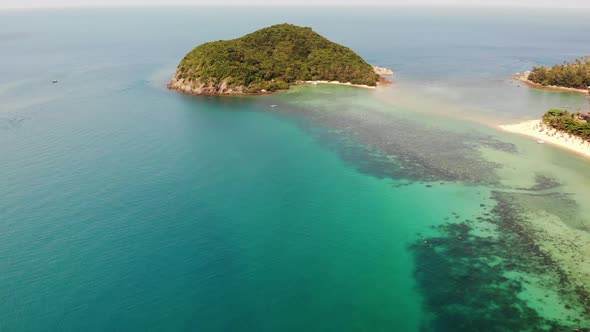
xmin=537 ymin=139 xmax=545 ymax=144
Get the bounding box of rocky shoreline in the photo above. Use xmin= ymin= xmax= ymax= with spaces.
xmin=167 ymin=74 xmax=250 ymax=96
xmin=167 ymin=65 xmax=394 ymax=96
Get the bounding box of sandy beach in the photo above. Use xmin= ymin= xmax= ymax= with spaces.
xmin=499 ymin=120 xmax=590 ymax=158
xmin=514 ymin=72 xmax=589 ymax=95
xmin=304 ymin=80 xmax=377 ymax=89
xmin=302 ymin=66 xmax=393 ymax=89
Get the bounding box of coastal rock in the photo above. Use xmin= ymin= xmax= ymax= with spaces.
xmin=167 ymin=74 xmax=245 ymax=95
xmin=373 ymin=66 xmax=394 ymax=76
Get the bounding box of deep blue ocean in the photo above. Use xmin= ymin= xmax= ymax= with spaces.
xmin=1 ymin=7 xmax=590 ymax=331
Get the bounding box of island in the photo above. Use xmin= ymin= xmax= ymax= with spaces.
xmin=500 ymin=109 xmax=590 ymax=158
xmin=168 ymin=24 xmax=393 ymax=95
xmin=515 ymin=57 xmax=590 ymax=95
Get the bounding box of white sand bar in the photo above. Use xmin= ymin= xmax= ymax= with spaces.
xmin=499 ymin=120 xmax=590 ymax=159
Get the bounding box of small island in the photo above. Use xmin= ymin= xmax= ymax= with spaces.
xmin=515 ymin=56 xmax=590 ymax=94
xmin=168 ymin=24 xmax=393 ymax=95
xmin=500 ymin=109 xmax=590 ymax=158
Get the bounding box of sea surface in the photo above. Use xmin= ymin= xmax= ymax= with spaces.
xmin=1 ymin=6 xmax=590 ymax=331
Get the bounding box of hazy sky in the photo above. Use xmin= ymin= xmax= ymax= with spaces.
xmin=2 ymin=0 xmax=590 ymax=9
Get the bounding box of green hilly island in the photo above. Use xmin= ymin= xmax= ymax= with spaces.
xmin=168 ymin=24 xmax=386 ymax=95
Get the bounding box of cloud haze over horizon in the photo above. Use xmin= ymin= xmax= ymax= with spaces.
xmin=2 ymin=0 xmax=590 ymax=9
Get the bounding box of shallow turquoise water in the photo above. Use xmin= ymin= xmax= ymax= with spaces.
xmin=0 ymin=78 xmax=490 ymax=331
xmin=1 ymin=7 xmax=590 ymax=331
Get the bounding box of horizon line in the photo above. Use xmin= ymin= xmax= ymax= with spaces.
xmin=3 ymin=3 xmax=590 ymax=10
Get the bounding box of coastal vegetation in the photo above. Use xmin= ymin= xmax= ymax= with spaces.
xmin=169 ymin=23 xmax=382 ymax=95
xmin=528 ymin=57 xmax=590 ymax=90
xmin=542 ymin=109 xmax=590 ymax=141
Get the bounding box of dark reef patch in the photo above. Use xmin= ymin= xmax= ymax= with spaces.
xmin=258 ymin=90 xmax=590 ymax=329
xmin=410 ymin=192 xmax=590 ymax=331
xmin=510 ymin=174 xmax=585 ymax=229
xmin=518 ymin=174 xmax=563 ymax=192
xmin=265 ymin=95 xmax=516 ymax=185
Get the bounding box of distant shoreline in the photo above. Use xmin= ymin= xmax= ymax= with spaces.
xmin=514 ymin=72 xmax=589 ymax=95
xmin=499 ymin=120 xmax=590 ymax=159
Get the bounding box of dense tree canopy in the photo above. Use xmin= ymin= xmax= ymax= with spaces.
xmin=175 ymin=24 xmax=379 ymax=93
xmin=528 ymin=57 xmax=590 ymax=89
xmin=542 ymin=109 xmax=590 ymax=141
